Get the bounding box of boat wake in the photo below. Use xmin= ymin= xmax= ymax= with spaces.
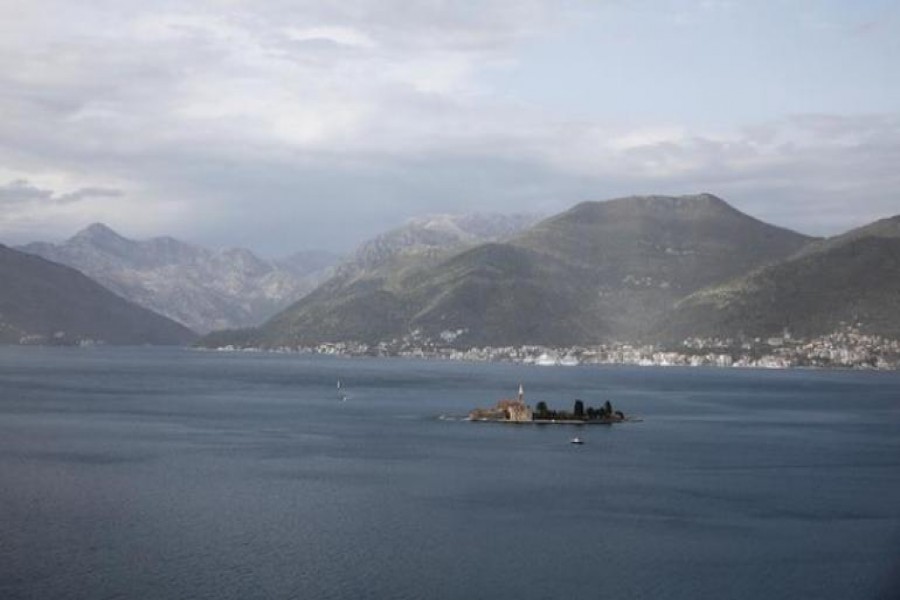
xmin=437 ymin=414 xmax=467 ymax=422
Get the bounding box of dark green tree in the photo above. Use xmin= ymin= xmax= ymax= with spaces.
xmin=603 ymin=400 xmax=613 ymax=417
xmin=573 ymin=399 xmax=585 ymax=418
xmin=535 ymin=401 xmax=548 ymax=417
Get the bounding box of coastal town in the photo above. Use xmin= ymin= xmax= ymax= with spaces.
xmin=211 ymin=326 xmax=900 ymax=371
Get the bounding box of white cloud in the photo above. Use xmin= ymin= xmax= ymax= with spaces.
xmin=0 ymin=1 xmax=897 ymax=252
xmin=283 ymin=26 xmax=376 ymax=48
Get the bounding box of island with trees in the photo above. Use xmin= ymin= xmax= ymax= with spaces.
xmin=467 ymin=385 xmax=627 ymax=424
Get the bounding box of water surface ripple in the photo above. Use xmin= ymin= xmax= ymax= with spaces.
xmin=1 ymin=346 xmax=898 ymax=599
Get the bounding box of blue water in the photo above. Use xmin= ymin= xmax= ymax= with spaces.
xmin=1 ymin=346 xmax=898 ymax=600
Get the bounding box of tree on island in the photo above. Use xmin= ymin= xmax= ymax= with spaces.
xmin=535 ymin=401 xmax=548 ymax=417
xmin=573 ymin=399 xmax=584 ymax=418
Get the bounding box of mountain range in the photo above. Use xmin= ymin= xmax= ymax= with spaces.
xmin=19 ymin=224 xmax=339 ymax=333
xmin=0 ymin=244 xmax=195 ymax=345
xmin=5 ymin=195 xmax=898 ymax=350
xmin=199 ymin=193 xmax=897 ymax=350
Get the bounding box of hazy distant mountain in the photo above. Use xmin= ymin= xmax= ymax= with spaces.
xmin=343 ymin=212 xmax=542 ymax=273
xmin=275 ymin=250 xmax=342 ymax=279
xmin=0 ymin=244 xmax=195 ymax=345
xmin=659 ymin=215 xmax=900 ymax=341
xmin=202 ymin=195 xmax=814 ymax=348
xmin=19 ymin=224 xmax=338 ymax=333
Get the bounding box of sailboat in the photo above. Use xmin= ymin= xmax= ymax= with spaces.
xmin=337 ymin=380 xmax=348 ymax=402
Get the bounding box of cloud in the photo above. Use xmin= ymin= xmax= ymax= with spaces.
xmin=282 ymin=26 xmax=376 ymax=49
xmin=0 ymin=180 xmax=52 ymax=205
xmin=0 ymin=1 xmax=897 ymax=253
xmin=0 ymin=180 xmax=123 ymax=206
xmin=0 ymin=177 xmax=178 ymax=245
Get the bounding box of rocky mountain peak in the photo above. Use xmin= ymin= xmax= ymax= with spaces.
xmin=348 ymin=212 xmax=540 ymax=272
xmin=71 ymin=222 xmax=129 ymax=246
xmin=77 ymin=221 xmax=118 ymax=237
xmin=220 ymin=247 xmax=272 ymax=276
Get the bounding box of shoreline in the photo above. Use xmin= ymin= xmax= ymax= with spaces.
xmin=193 ymin=345 xmax=900 ymax=372
xmin=467 ymin=417 xmax=641 ymax=425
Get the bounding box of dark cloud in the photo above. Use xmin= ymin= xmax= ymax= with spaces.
xmin=0 ymin=180 xmax=122 ymax=206
xmin=58 ymin=187 xmax=124 ymax=204
xmin=0 ymin=180 xmax=51 ymax=205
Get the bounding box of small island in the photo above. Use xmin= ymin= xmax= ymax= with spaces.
xmin=468 ymin=385 xmax=627 ymax=424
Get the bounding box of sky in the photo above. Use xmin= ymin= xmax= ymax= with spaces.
xmin=1 ymin=0 xmax=898 ymax=255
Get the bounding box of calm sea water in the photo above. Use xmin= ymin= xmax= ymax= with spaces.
xmin=1 ymin=346 xmax=898 ymax=600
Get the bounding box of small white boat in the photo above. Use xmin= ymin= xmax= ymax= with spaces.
xmin=570 ymin=436 xmax=584 ymax=445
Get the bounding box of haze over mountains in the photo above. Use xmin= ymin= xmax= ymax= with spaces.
xmin=199 ymin=192 xmax=899 ymax=350
xmin=19 ymin=224 xmax=339 ymax=333
xmin=0 ymin=244 xmax=194 ymax=345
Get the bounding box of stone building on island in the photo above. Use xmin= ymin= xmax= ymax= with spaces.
xmin=468 ymin=384 xmax=533 ymax=422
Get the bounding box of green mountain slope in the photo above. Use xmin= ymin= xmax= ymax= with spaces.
xmin=202 ymin=194 xmax=814 ymax=348
xmin=659 ymin=216 xmax=900 ymax=341
xmin=0 ymin=244 xmax=196 ymax=345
